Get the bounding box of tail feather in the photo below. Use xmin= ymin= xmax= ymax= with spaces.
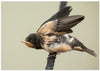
xmin=71 ymin=37 xmax=97 ymax=57
xmin=84 ymin=48 xmax=96 ymax=57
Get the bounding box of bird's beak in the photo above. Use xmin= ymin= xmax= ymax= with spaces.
xmin=59 ymin=15 xmax=85 ymax=28
xmin=21 ymin=41 xmax=34 ymax=47
xmin=21 ymin=41 xmax=25 ymax=43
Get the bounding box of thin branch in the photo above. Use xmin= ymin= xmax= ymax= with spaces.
xmin=45 ymin=1 xmax=67 ymax=70
xmin=59 ymin=1 xmax=67 ymax=10
xmin=45 ymin=52 xmax=57 ymax=70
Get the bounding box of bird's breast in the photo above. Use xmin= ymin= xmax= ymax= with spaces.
xmin=41 ymin=34 xmax=74 ymax=53
xmin=42 ymin=42 xmax=72 ymax=53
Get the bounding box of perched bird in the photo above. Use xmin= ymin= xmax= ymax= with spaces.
xmin=22 ymin=6 xmax=96 ymax=57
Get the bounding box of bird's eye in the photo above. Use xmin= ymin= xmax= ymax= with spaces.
xmin=30 ymin=39 xmax=32 ymax=42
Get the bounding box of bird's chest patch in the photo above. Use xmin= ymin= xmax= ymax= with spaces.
xmin=42 ymin=40 xmax=72 ymax=53
xmin=41 ymin=34 xmax=73 ymax=53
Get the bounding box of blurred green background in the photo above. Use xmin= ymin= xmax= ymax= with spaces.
xmin=1 ymin=2 xmax=99 ymax=70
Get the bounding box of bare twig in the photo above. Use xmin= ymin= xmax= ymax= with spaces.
xmin=59 ymin=1 xmax=67 ymax=10
xmin=45 ymin=52 xmax=57 ymax=70
xmin=45 ymin=1 xmax=67 ymax=70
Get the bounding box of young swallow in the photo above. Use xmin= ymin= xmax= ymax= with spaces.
xmin=22 ymin=6 xmax=96 ymax=57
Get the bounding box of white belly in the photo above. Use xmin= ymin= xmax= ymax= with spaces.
xmin=42 ymin=34 xmax=74 ymax=53
xmin=44 ymin=43 xmax=72 ymax=53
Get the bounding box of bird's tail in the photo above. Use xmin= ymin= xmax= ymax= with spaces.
xmin=84 ymin=48 xmax=96 ymax=57
xmin=72 ymin=37 xmax=97 ymax=57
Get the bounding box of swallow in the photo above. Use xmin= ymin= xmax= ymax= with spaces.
xmin=22 ymin=6 xmax=96 ymax=57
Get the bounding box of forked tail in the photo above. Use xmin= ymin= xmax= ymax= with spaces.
xmin=84 ymin=48 xmax=96 ymax=57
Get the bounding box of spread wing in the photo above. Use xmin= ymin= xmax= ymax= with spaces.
xmin=53 ymin=15 xmax=84 ymax=33
xmin=37 ymin=2 xmax=84 ymax=36
xmin=37 ymin=6 xmax=72 ymax=32
xmin=37 ymin=15 xmax=84 ymax=36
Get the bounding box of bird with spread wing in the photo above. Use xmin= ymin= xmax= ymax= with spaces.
xmin=22 ymin=4 xmax=96 ymax=57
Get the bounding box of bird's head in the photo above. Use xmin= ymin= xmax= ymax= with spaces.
xmin=22 ymin=33 xmax=41 ymax=49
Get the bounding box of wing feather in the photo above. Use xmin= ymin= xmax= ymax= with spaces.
xmin=37 ymin=6 xmax=72 ymax=33
xmin=52 ymin=15 xmax=84 ymax=33
xmin=38 ymin=15 xmax=84 ymax=35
